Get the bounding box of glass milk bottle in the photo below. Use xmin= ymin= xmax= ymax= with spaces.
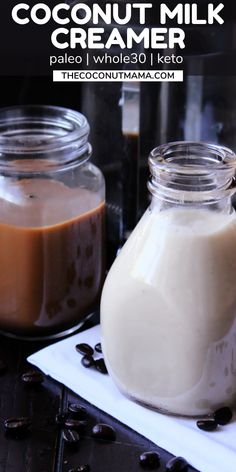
xmin=101 ymin=142 xmax=236 ymax=417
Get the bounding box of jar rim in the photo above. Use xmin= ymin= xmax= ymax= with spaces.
xmin=0 ymin=105 xmax=91 ymax=174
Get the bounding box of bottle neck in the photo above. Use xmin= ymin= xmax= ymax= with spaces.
xmin=149 ymin=192 xmax=234 ymax=216
xmin=148 ymin=142 xmax=236 ymax=214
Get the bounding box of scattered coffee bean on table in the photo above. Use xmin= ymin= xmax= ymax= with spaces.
xmin=21 ymin=370 xmax=44 ymax=385
xmin=94 ymin=343 xmax=102 ymax=353
xmin=68 ymin=403 xmax=87 ymax=419
xmin=64 ymin=419 xmax=87 ymax=432
xmin=63 ymin=429 xmax=80 ymax=445
xmin=139 ymin=451 xmax=161 ymax=469
xmin=94 ymin=358 xmax=108 ymax=374
xmin=0 ymin=360 xmax=7 ymax=375
xmin=196 ymin=419 xmax=218 ymax=431
xmin=166 ymin=456 xmax=189 ymax=471
xmin=91 ymin=423 xmax=116 ymax=442
xmin=4 ymin=417 xmax=32 ymax=433
xmin=75 ymin=342 xmax=108 ymax=374
xmin=76 ymin=343 xmax=94 ymax=356
xmin=81 ymin=355 xmax=94 ymax=368
xmin=69 ymin=466 xmax=90 ymax=472
xmin=213 ymin=406 xmax=233 ymax=425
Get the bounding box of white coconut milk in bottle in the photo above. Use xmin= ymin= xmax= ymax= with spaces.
xmin=101 ymin=142 xmax=236 ymax=417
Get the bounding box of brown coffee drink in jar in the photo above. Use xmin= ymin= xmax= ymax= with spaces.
xmin=0 ymin=106 xmax=105 ymax=339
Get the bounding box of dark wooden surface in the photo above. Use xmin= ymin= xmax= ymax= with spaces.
xmin=0 ymin=319 xmax=198 ymax=472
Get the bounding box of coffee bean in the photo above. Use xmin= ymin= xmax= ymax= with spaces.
xmin=68 ymin=466 xmax=90 ymax=472
xmin=21 ymin=370 xmax=44 ymax=385
xmin=63 ymin=429 xmax=80 ymax=445
xmin=64 ymin=418 xmax=87 ymax=432
xmin=196 ymin=419 xmax=218 ymax=431
xmin=213 ymin=406 xmax=233 ymax=425
xmin=76 ymin=343 xmax=94 ymax=356
xmin=0 ymin=360 xmax=7 ymax=375
xmin=139 ymin=451 xmax=161 ymax=469
xmin=81 ymin=355 xmax=94 ymax=368
xmin=94 ymin=358 xmax=108 ymax=374
xmin=68 ymin=403 xmax=87 ymax=419
xmin=91 ymin=423 xmax=116 ymax=441
xmin=55 ymin=413 xmax=68 ymax=426
xmin=166 ymin=456 xmax=189 ymax=471
xmin=94 ymin=343 xmax=102 ymax=353
xmin=4 ymin=417 xmax=32 ymax=433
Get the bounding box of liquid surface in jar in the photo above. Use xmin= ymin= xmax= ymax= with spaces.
xmin=101 ymin=206 xmax=236 ymax=416
xmin=0 ymin=178 xmax=105 ymax=336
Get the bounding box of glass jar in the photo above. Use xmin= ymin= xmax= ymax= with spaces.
xmin=101 ymin=142 xmax=236 ymax=417
xmin=0 ymin=105 xmax=105 ymax=340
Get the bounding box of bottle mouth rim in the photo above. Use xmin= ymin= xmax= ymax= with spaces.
xmin=149 ymin=141 xmax=236 ymax=174
xmin=148 ymin=142 xmax=236 ymax=204
xmin=0 ymin=105 xmax=91 ymax=174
